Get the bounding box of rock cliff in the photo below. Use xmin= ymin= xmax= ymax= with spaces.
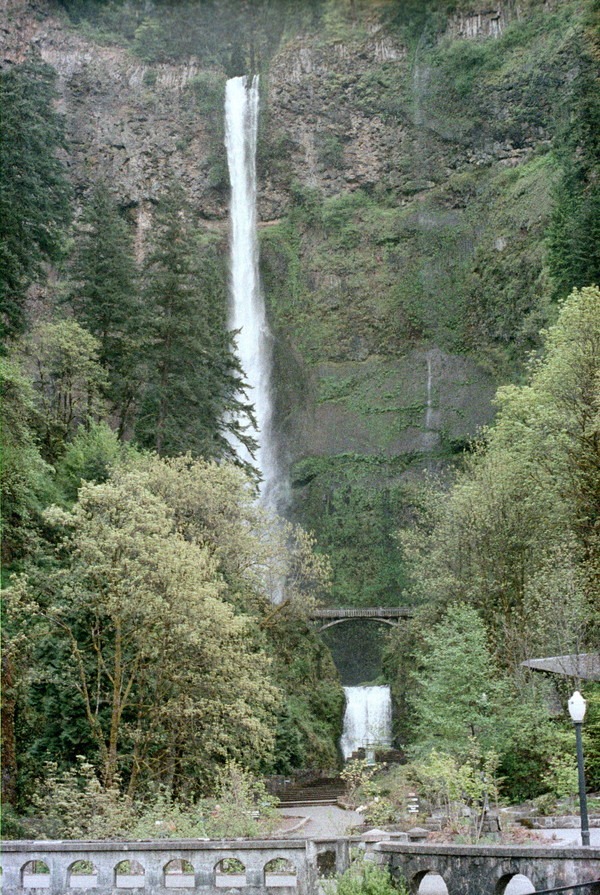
xmin=2 ymin=0 xmax=591 ymax=604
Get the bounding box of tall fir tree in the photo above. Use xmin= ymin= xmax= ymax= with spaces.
xmin=135 ymin=186 xmax=256 ymax=464
xmin=0 ymin=57 xmax=72 ymax=343
xmin=547 ymin=10 xmax=600 ymax=297
xmin=70 ymin=184 xmax=141 ymax=434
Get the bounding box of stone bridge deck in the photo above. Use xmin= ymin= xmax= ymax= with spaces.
xmin=309 ymin=607 xmax=414 ymax=630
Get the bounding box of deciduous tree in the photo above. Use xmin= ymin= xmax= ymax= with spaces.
xmin=9 ymin=463 xmax=279 ymax=795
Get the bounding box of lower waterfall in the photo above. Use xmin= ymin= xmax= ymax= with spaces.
xmin=340 ymin=685 xmax=392 ymax=761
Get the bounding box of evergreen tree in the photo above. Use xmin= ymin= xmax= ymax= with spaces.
xmin=135 ymin=186 xmax=256 ymax=464
xmin=411 ymin=605 xmax=512 ymax=759
xmin=547 ymin=16 xmax=600 ymax=297
xmin=70 ymin=184 xmax=141 ymax=433
xmin=0 ymin=57 xmax=72 ymax=343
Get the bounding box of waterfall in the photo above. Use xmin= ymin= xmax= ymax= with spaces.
xmin=425 ymin=352 xmax=434 ymax=430
xmin=225 ymin=75 xmax=281 ymax=509
xmin=340 ymin=686 xmax=392 ymax=761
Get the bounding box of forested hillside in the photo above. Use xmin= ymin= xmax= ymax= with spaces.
xmin=1 ymin=0 xmax=599 ymax=829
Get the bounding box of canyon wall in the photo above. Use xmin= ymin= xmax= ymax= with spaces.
xmin=2 ymin=0 xmax=590 ymax=605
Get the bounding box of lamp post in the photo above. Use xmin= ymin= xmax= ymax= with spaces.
xmin=568 ymin=690 xmax=590 ymax=847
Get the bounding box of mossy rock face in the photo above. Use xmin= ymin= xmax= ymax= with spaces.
xmin=280 ymin=351 xmax=496 ymax=462
xmin=257 ymin=1 xmax=590 ymax=610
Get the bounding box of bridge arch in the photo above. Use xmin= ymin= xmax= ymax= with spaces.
xmin=495 ymin=873 xmax=536 ymax=894
xmin=413 ymin=869 xmax=449 ymax=893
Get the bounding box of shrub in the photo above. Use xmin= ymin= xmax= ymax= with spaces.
xmin=326 ymin=856 xmax=409 ymax=895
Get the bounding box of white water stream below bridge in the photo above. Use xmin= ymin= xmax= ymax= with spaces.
xmin=340 ymin=685 xmax=392 ymax=761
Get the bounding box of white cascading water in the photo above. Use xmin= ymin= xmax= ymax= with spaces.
xmin=225 ymin=75 xmax=281 ymax=510
xmin=340 ymin=686 xmax=392 ymax=761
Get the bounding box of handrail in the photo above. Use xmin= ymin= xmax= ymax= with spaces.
xmin=310 ymin=607 xmax=414 ymax=618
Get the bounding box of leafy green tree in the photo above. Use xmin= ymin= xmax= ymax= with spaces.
xmin=121 ymin=452 xmax=331 ymax=619
xmin=17 ymin=319 xmax=107 ymax=462
xmin=0 ymin=57 xmax=72 ymax=342
xmin=70 ymin=184 xmax=141 ymax=433
xmin=135 ymin=187 xmax=256 ymax=464
xmin=108 ymin=452 xmax=341 ymax=772
xmin=54 ymin=422 xmax=134 ymax=503
xmin=9 ymin=461 xmax=280 ymax=795
xmin=400 ymin=287 xmax=600 ymax=660
xmin=0 ymin=359 xmax=51 ymax=566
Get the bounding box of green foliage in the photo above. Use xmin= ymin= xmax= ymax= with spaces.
xmin=0 ymin=57 xmax=72 ymax=341
xmin=411 ymin=605 xmax=513 ymax=759
xmin=54 ymin=422 xmax=133 ymax=502
xmin=267 ymin=615 xmax=344 ymax=772
xmin=0 ymin=804 xmax=29 ymax=839
xmin=8 ymin=457 xmax=281 ymax=795
xmin=400 ymin=287 xmax=600 ymax=652
xmin=7 ymin=451 xmax=341 ymax=800
xmin=411 ymin=747 xmax=500 ymax=842
xmin=17 ymin=319 xmax=107 ymax=463
xmin=292 ymin=456 xmax=413 ymax=607
xmin=547 ymin=16 xmax=600 ymax=297
xmin=203 ymin=760 xmax=278 ymax=838
xmin=392 ymin=288 xmax=600 ymax=796
xmin=135 ymin=186 xmax=256 ymax=466
xmin=30 ymin=758 xmax=141 ymax=839
xmin=318 ymin=133 xmax=345 ymax=170
xmin=23 ymin=756 xmax=278 ymax=840
xmin=541 ymin=753 xmax=578 ymax=806
xmin=340 ymin=758 xmax=380 ymax=808
xmin=0 ymin=359 xmax=51 ymax=566
xmin=69 ymin=183 xmax=142 ymax=431
xmin=326 ymin=856 xmax=409 ymax=895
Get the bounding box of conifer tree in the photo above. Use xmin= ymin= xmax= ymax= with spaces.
xmin=0 ymin=57 xmax=72 ymax=343
xmin=547 ymin=20 xmax=600 ymax=297
xmin=70 ymin=184 xmax=141 ymax=433
xmin=135 ymin=186 xmax=256 ymax=464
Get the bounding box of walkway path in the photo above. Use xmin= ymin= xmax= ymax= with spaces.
xmin=277 ymin=805 xmax=363 ymax=839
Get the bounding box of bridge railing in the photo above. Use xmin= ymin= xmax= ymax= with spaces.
xmin=310 ymin=607 xmax=414 ymax=618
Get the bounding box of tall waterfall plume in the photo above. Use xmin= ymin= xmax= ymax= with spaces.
xmin=225 ymin=75 xmax=283 ymax=510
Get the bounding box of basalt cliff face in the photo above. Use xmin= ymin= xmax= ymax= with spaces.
xmin=2 ymin=0 xmax=590 ymax=604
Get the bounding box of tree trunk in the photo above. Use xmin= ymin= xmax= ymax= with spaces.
xmin=1 ymin=650 xmax=19 ymax=805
